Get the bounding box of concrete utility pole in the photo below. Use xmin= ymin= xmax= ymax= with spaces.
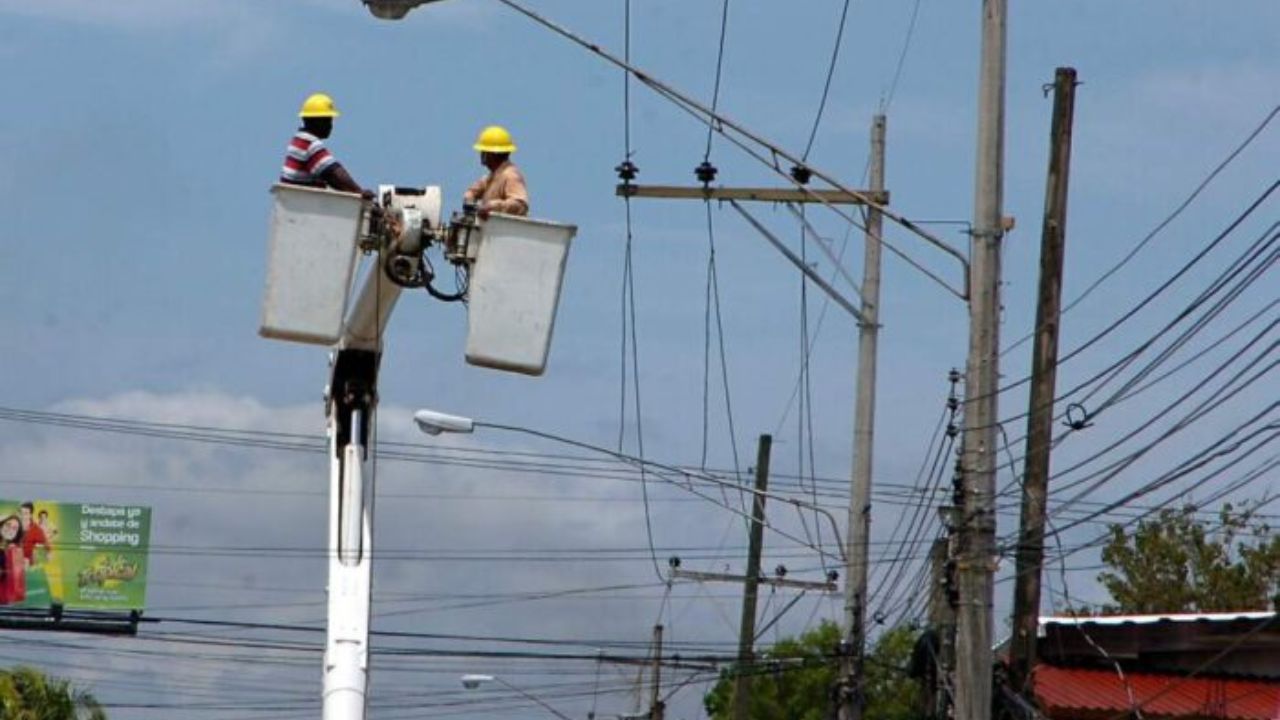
xmin=733 ymin=434 xmax=773 ymax=720
xmin=1009 ymin=66 xmax=1078 ymax=698
xmin=650 ymin=624 xmax=665 ymax=720
xmin=955 ymin=1 xmax=1007 ymax=720
xmin=926 ymin=537 xmax=957 ymax=719
xmin=839 ymin=113 xmax=887 ymax=720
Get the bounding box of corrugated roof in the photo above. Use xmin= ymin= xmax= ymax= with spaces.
xmin=1035 ymin=665 xmax=1280 ymax=720
xmin=1040 ymin=612 xmax=1275 ymax=627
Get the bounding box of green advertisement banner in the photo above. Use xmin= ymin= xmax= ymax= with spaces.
xmin=0 ymin=500 xmax=150 ymax=612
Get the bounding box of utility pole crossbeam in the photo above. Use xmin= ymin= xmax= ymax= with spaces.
xmin=838 ymin=113 xmax=887 ymax=720
xmin=955 ymin=3 xmax=1007 ymax=720
xmin=669 ymin=568 xmax=837 ymax=593
xmin=616 ymin=185 xmax=889 ymax=205
xmin=732 ymin=435 xmax=773 ymax=720
xmin=1009 ymin=66 xmax=1078 ymax=699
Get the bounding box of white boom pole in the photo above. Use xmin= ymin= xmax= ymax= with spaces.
xmin=321 ymin=227 xmax=415 ymax=719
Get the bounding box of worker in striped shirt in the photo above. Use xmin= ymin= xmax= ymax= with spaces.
xmin=280 ymin=93 xmax=368 ymax=196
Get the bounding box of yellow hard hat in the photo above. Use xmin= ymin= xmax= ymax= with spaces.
xmin=299 ymin=93 xmax=341 ymax=119
xmin=473 ymin=125 xmax=516 ymax=154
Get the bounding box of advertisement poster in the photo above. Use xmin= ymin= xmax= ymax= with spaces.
xmin=0 ymin=500 xmax=150 ymax=612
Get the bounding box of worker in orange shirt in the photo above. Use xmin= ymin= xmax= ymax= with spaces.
xmin=462 ymin=125 xmax=529 ymax=219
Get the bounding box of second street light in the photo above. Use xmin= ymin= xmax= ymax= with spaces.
xmin=459 ymin=674 xmax=575 ymax=720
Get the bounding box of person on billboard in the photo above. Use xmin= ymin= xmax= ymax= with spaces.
xmin=0 ymin=516 xmax=20 ymax=547
xmin=36 ymin=510 xmax=58 ymax=541
xmin=18 ymin=503 xmax=51 ymax=567
xmin=0 ymin=515 xmax=25 ymax=604
xmin=35 ymin=509 xmax=62 ymax=606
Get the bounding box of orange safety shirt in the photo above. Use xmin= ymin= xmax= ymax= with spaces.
xmin=463 ymin=161 xmax=529 ymax=216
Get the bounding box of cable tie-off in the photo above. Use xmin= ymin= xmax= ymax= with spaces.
xmin=1063 ymin=402 xmax=1093 ymax=431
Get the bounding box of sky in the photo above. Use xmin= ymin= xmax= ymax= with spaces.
xmin=0 ymin=0 xmax=1278 ymax=718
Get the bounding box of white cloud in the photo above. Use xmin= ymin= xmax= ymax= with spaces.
xmin=0 ymin=0 xmax=238 ymax=29
xmin=54 ymin=389 xmax=317 ymax=434
xmin=1075 ymin=60 xmax=1280 ymax=202
xmin=0 ymin=0 xmax=492 ymax=30
xmin=1 ymin=389 xmax=846 ymax=717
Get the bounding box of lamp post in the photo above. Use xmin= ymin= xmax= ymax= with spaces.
xmin=412 ymin=410 xmax=847 ymax=556
xmin=460 ymin=674 xmax=576 ymax=720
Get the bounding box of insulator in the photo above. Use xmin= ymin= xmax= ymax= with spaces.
xmin=694 ymin=160 xmax=718 ymax=185
xmin=615 ymin=159 xmax=639 ymax=182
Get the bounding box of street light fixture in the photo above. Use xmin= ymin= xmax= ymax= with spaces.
xmin=413 ymin=409 xmax=474 ymax=436
xmin=361 ymin=0 xmax=449 ymax=20
xmin=459 ymin=674 xmax=575 ymax=720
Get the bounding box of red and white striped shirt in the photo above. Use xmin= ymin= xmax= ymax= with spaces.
xmin=280 ymin=130 xmax=338 ymax=186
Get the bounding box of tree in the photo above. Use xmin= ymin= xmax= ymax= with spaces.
xmin=1097 ymin=502 xmax=1280 ymax=614
xmin=703 ymin=621 xmax=922 ymax=720
xmin=0 ymin=666 xmax=107 ymax=720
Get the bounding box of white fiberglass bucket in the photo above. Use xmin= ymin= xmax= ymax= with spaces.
xmin=465 ymin=214 xmax=578 ymax=376
xmin=260 ymin=184 xmax=365 ymax=345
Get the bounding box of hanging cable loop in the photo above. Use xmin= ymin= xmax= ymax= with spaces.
xmin=1063 ymin=403 xmax=1094 ymax=431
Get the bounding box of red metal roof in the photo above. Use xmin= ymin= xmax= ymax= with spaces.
xmin=1035 ymin=665 xmax=1280 ymax=720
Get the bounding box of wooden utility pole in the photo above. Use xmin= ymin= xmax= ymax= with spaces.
xmin=955 ymin=1 xmax=1007 ymax=720
xmin=839 ymin=113 xmax=887 ymax=720
xmin=1009 ymin=66 xmax=1078 ymax=698
xmin=732 ymin=434 xmax=772 ymax=720
xmin=650 ymin=624 xmax=665 ymax=720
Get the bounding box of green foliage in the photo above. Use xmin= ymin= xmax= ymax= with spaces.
xmin=703 ymin=621 xmax=922 ymax=720
xmin=0 ymin=666 xmax=107 ymax=720
xmin=1098 ymin=502 xmax=1280 ymax=614
xmin=862 ymin=625 xmax=921 ymax=720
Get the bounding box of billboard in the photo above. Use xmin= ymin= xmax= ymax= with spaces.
xmin=0 ymin=500 xmax=150 ymax=612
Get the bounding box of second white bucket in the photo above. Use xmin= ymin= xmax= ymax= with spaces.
xmin=465 ymin=214 xmax=577 ymax=376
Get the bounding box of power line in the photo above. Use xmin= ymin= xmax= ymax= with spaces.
xmin=801 ymin=0 xmax=853 ymax=160
xmin=981 ymin=180 xmax=1279 ymax=415
xmin=1001 ymin=103 xmax=1280 ymax=358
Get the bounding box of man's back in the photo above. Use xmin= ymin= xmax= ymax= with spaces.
xmin=280 ymin=130 xmax=338 ymax=187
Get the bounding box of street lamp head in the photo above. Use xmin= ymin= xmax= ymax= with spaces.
xmin=460 ymin=673 xmax=495 ymax=690
xmin=414 ymin=409 xmax=475 ymax=436
xmin=362 ymin=0 xmax=448 ymax=20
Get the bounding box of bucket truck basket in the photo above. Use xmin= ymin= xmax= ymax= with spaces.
xmin=465 ymin=214 xmax=578 ymax=376
xmin=260 ymin=184 xmax=365 ymax=345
